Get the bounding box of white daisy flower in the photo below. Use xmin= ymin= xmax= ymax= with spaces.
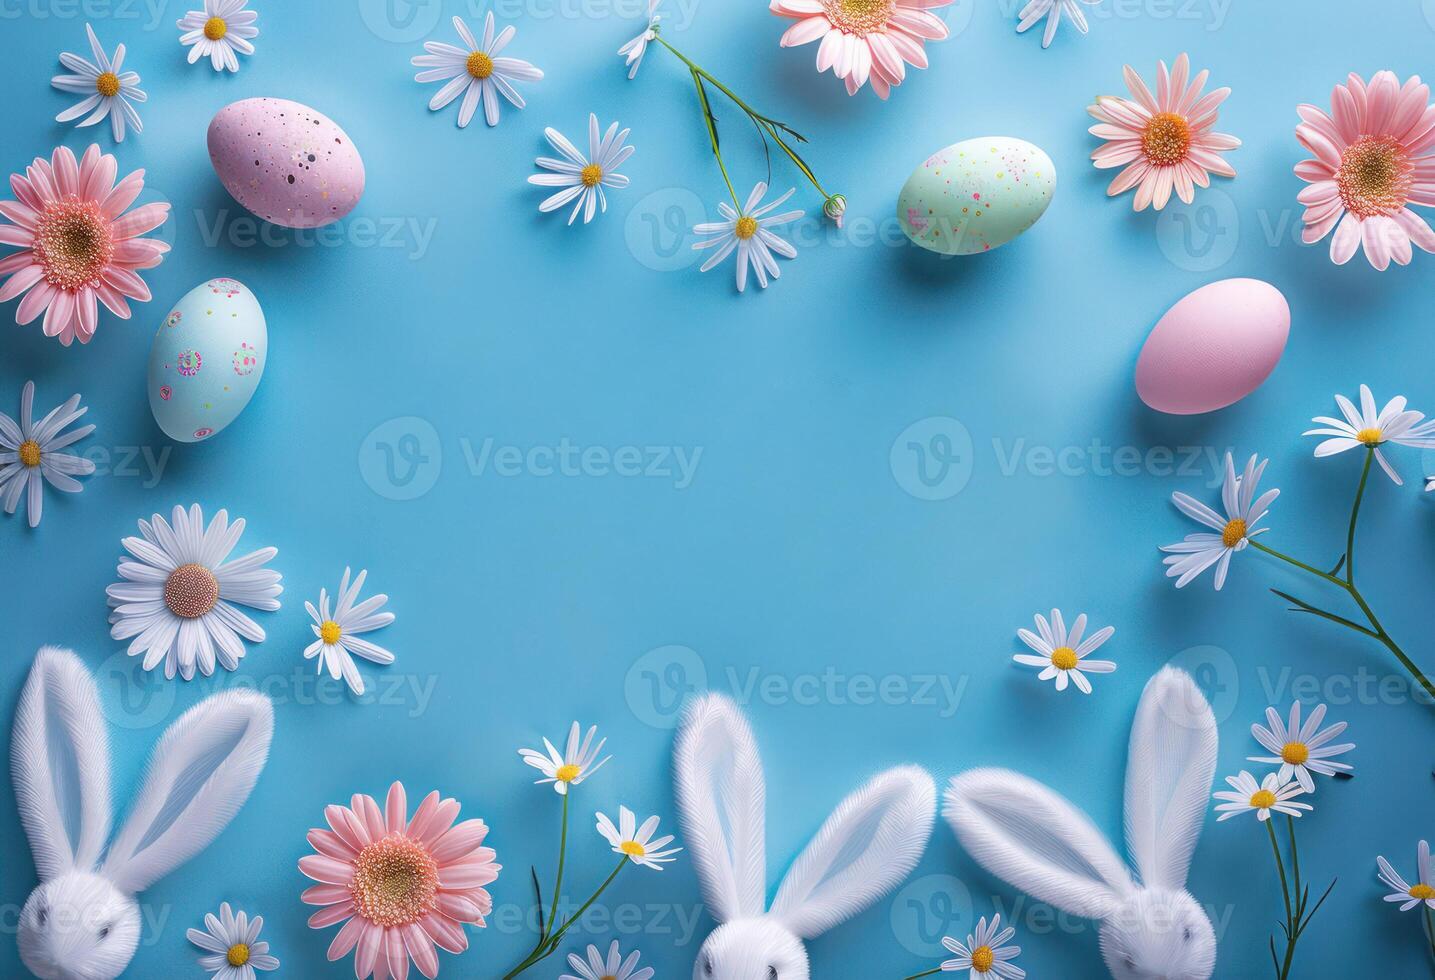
xmin=518 ymin=721 xmax=612 ymax=795
xmin=106 ymin=504 xmax=282 ymax=681
xmin=529 ymin=114 xmax=635 ymax=225
xmin=1161 ymin=452 xmax=1279 ymax=590
xmin=560 ymin=940 xmax=655 ymax=980
xmin=1016 ymin=0 xmax=1100 ymax=49
xmin=940 ymin=913 xmax=1026 ymax=978
xmin=1377 ymin=841 xmax=1435 ymax=911
xmin=177 ymin=0 xmax=260 ymax=73
xmin=693 ymin=181 xmax=803 ymax=292
xmin=1012 ymin=608 xmax=1116 ymax=695
xmin=187 ymin=902 xmax=280 ymax=978
xmin=1248 ymin=702 xmax=1354 ymax=793
xmin=303 ymin=567 xmax=396 ymax=697
xmin=1303 ymin=384 xmax=1435 ymax=486
xmin=1213 ymin=771 xmax=1312 ymax=822
xmin=595 ymin=806 xmax=683 ymax=871
xmin=618 ymin=0 xmax=662 ymax=79
xmin=412 ymin=14 xmax=543 ymax=129
xmin=51 ymin=23 xmax=146 ymax=143
xmin=0 ymin=381 xmax=96 ymax=528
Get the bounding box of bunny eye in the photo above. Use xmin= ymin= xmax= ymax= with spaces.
xmin=99 ymin=926 xmax=111 ymax=940
xmin=1182 ymin=926 xmax=1193 ymax=942
xmin=702 ymin=954 xmax=713 ymax=976
xmin=36 ymin=907 xmax=48 ymax=926
xmin=768 ymin=968 xmax=778 ymax=980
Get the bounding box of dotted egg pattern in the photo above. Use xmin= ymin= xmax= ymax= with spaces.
xmin=233 ymin=342 xmax=259 ymax=376
xmin=900 ymin=140 xmax=1056 ymax=255
xmin=176 ymin=350 xmax=203 ymax=376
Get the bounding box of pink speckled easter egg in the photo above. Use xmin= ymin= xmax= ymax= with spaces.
xmin=207 ymin=97 xmax=365 ymax=229
xmin=1136 ymin=278 xmax=1290 ymax=415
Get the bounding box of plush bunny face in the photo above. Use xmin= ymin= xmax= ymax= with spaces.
xmin=692 ymin=919 xmax=809 ymax=980
xmin=18 ymin=872 xmax=140 ymax=980
xmin=1100 ymin=889 xmax=1216 ymax=980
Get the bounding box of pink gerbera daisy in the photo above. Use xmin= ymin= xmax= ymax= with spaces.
xmin=300 ymin=782 xmax=500 ymax=979
xmin=1295 ymin=71 xmax=1435 ymax=271
xmin=769 ymin=0 xmax=952 ymax=100
xmin=1088 ymin=53 xmax=1240 ymax=212
xmin=0 ymin=144 xmax=168 ymax=345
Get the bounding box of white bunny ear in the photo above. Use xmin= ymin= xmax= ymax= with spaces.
xmin=770 ymin=766 xmax=935 ymax=940
xmin=102 ymin=690 xmax=273 ymax=894
xmin=674 ymin=693 xmax=766 ymax=924
xmin=11 ymin=647 xmax=113 ymax=879
xmin=945 ymin=768 xmax=1133 ymax=920
xmin=1124 ymin=666 xmax=1217 ymax=893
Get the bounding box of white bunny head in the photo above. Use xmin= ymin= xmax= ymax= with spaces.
xmin=944 ymin=667 xmax=1219 ymax=980
xmin=11 ymin=647 xmax=274 ymax=980
xmin=675 ymin=693 xmax=936 ymax=980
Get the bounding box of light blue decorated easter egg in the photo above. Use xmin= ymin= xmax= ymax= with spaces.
xmin=897 ymin=136 xmax=1057 ymax=255
xmin=147 ymin=278 xmax=267 ymax=443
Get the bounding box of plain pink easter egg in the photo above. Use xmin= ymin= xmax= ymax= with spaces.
xmin=1136 ymin=278 xmax=1290 ymax=415
xmin=208 ymin=97 xmax=365 ymax=229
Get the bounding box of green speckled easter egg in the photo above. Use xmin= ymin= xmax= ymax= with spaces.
xmin=897 ymin=136 xmax=1057 ymax=255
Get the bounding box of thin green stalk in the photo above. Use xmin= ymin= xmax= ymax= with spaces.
xmin=1423 ymin=903 xmax=1435 ymax=969
xmin=1345 ymin=449 xmax=1374 ymax=584
xmin=540 ymin=857 xmax=630 ymax=954
xmin=542 ymin=793 xmax=569 ymax=945
xmin=1266 ymin=819 xmax=1295 ymax=980
xmin=897 ymin=970 xmax=943 ymax=980
xmin=654 ymin=35 xmax=830 ymax=201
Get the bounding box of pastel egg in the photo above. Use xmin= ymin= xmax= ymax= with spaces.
xmin=208 ymin=97 xmax=365 ymax=228
xmin=148 ymin=279 xmax=267 ymax=443
xmin=897 ymin=137 xmax=1056 ymax=255
xmin=1136 ymin=278 xmax=1290 ymax=415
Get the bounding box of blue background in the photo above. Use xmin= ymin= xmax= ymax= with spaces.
xmin=3 ymin=0 xmax=1435 ymax=977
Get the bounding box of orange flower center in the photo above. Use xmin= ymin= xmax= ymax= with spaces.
xmin=204 ymin=16 xmax=228 ymax=40
xmin=19 ymin=440 xmax=42 ymax=468
xmin=1249 ymin=789 xmax=1277 ymax=809
xmin=33 ymin=198 xmax=115 ymax=292
xmin=1050 ymin=646 xmax=1079 ymax=671
xmin=350 ymin=834 xmax=440 ymax=928
xmin=164 ymin=563 xmax=220 ymax=619
xmin=735 ymin=216 xmax=759 ymax=240
xmin=1221 ymin=518 xmax=1247 ymax=549
xmin=95 ymin=72 xmax=121 ymax=97
xmin=1141 ymin=112 xmax=1192 ymax=167
xmin=1356 ymin=427 xmax=1384 ymax=447
xmin=580 ymin=163 xmax=603 ymax=188
xmin=1337 ymin=135 xmax=1413 ymax=218
xmin=466 ymin=51 xmax=494 ymax=79
xmin=1281 ymin=742 xmax=1309 ymax=765
xmin=1411 ymin=884 xmax=1435 ymax=900
xmin=822 ymin=0 xmax=894 ymax=35
xmin=971 ymin=945 xmax=995 ymax=973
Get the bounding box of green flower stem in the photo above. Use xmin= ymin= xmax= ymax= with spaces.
xmin=542 ymin=792 xmax=569 ymax=945
xmin=897 ymin=969 xmax=943 ymax=980
xmin=1246 ymin=447 xmax=1435 ymax=703
xmin=1423 ymin=902 xmax=1435 ymax=969
xmin=502 ymin=857 xmax=632 ymax=979
xmin=652 ymin=34 xmax=832 ymax=205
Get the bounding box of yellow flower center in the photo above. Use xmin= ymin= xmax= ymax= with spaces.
xmin=466 ymin=51 xmax=494 ymax=79
xmin=580 ymin=163 xmax=603 ymax=188
xmin=33 ymin=197 xmax=116 ymax=292
xmin=226 ymin=943 xmax=250 ymax=967
xmin=620 ymin=840 xmax=647 ymax=857
xmin=1410 ymin=884 xmax=1435 ymax=900
xmin=971 ymin=945 xmax=995 ymax=973
xmin=555 ymin=763 xmax=581 ymax=783
xmin=1280 ymin=742 xmax=1309 ymax=765
xmin=1221 ymin=518 xmax=1248 ymax=549
xmin=1050 ymin=646 xmax=1079 ymax=671
xmin=95 ymin=72 xmax=121 ymax=98
xmin=1356 ymin=427 xmax=1383 ymax=447
xmin=822 ymin=0 xmax=895 ymax=34
xmin=164 ymin=563 xmax=220 ymax=619
xmin=350 ymin=834 xmax=440 ymax=928
xmin=1141 ymin=111 xmax=1192 ymax=167
xmin=18 ymin=440 xmax=42 ymax=468
xmin=735 ymin=216 xmax=759 ymax=240
xmin=321 ymin=620 xmax=343 ymax=645
xmin=1337 ymin=135 xmax=1413 ymax=218
xmin=1249 ymin=789 xmax=1277 ymax=810
xmin=204 ymin=16 xmax=228 ymax=40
